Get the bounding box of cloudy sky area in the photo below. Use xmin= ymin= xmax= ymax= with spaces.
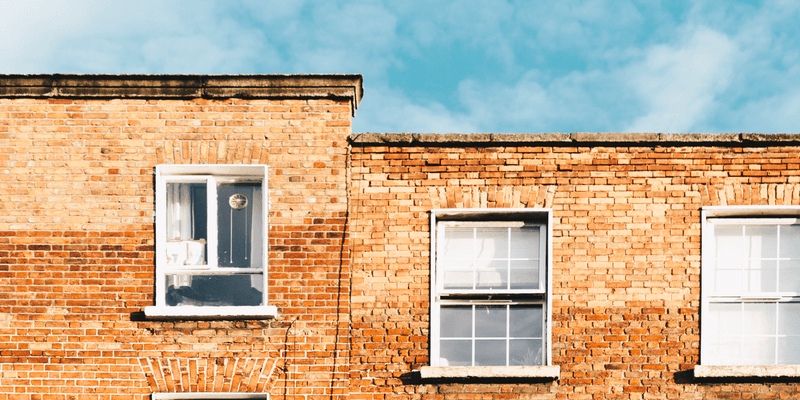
xmin=0 ymin=0 xmax=798 ymax=134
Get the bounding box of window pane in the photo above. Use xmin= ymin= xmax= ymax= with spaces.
xmin=510 ymin=226 xmax=540 ymax=259
xmin=218 ymin=183 xmax=262 ymax=268
xmin=510 ymin=260 xmax=539 ymax=290
xmin=442 ymin=270 xmax=473 ymax=290
xmin=778 ymin=303 xmax=800 ymax=336
xmin=475 ymin=261 xmax=508 ymax=290
xmin=706 ymin=303 xmax=741 ymax=338
xmin=746 ymin=225 xmax=778 ymax=259
xmin=441 ymin=306 xmax=472 ymax=338
xmin=440 ymin=340 xmax=471 ymax=366
xmin=475 ymin=305 xmax=507 ymax=337
xmin=742 ymin=336 xmax=776 ymax=365
xmin=441 ymin=227 xmax=473 ymax=259
xmin=715 ymin=225 xmax=744 ymax=264
xmin=714 ymin=268 xmax=743 ymax=293
xmin=777 ymin=337 xmax=800 ymax=364
xmin=742 ymin=303 xmax=776 ymax=336
xmin=509 ymin=339 xmax=543 ymax=365
xmin=705 ymin=336 xmax=741 ymax=365
xmin=748 ymin=259 xmax=777 ymax=293
xmin=476 ymin=228 xmax=508 ymax=259
xmin=781 ymin=225 xmax=800 ymax=259
xmin=165 ymin=274 xmax=263 ymax=306
xmin=166 ymin=182 xmax=207 ymax=266
xmin=779 ymin=260 xmax=800 ymax=293
xmin=510 ymin=305 xmax=543 ymax=338
xmin=475 ymin=340 xmax=506 ymax=366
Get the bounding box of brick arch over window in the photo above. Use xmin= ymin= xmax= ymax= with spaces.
xmin=138 ymin=357 xmax=281 ymax=393
xmin=425 ymin=186 xmax=557 ymax=209
xmin=155 ymin=140 xmax=272 ymax=165
xmin=698 ymin=183 xmax=800 ymax=206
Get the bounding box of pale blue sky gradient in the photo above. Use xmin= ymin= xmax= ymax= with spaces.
xmin=1 ymin=0 xmax=799 ymax=134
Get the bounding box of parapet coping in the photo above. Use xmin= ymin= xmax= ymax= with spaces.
xmin=350 ymin=132 xmax=800 ymax=146
xmin=695 ymin=365 xmax=800 ymax=378
xmin=0 ymin=74 xmax=363 ymax=115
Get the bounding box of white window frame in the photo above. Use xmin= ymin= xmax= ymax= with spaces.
xmin=144 ymin=164 xmax=277 ymax=319
xmin=698 ymin=205 xmax=800 ymax=378
xmin=422 ymin=208 xmax=559 ymax=379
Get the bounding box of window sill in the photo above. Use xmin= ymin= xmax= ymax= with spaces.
xmin=143 ymin=305 xmax=278 ymax=320
xmin=420 ymin=365 xmax=560 ymax=379
xmin=695 ymin=365 xmax=800 ymax=378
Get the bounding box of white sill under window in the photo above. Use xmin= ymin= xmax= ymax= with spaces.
xmin=420 ymin=365 xmax=560 ymax=379
xmin=695 ymin=365 xmax=800 ymax=378
xmin=143 ymin=305 xmax=278 ymax=320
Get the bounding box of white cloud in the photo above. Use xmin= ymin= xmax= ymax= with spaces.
xmin=623 ymin=26 xmax=737 ymax=132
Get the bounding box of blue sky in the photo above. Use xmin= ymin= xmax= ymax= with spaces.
xmin=1 ymin=0 xmax=799 ymax=134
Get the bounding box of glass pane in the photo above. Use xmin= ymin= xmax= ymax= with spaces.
xmin=777 ymin=336 xmax=800 ymax=364
xmin=475 ymin=305 xmax=507 ymax=337
xmin=748 ymin=259 xmax=777 ymax=292
xmin=475 ymin=262 xmax=508 ymax=290
xmin=165 ymin=273 xmax=263 ymax=306
xmin=510 ymin=305 xmax=543 ymax=338
xmin=778 ymin=303 xmax=800 ymax=336
xmin=218 ymin=183 xmax=262 ymax=268
xmin=475 ymin=340 xmax=506 ymax=366
xmin=714 ymin=269 xmax=743 ymax=293
xmin=166 ymin=182 xmax=207 ymax=266
xmin=440 ymin=340 xmax=471 ymax=366
xmin=715 ymin=225 xmax=744 ymax=264
xmin=707 ymin=303 xmax=741 ymax=337
xmin=441 ymin=306 xmax=472 ymax=338
xmin=746 ymin=225 xmax=778 ymax=259
xmin=442 ymin=227 xmax=473 ymax=259
xmin=509 ymin=339 xmax=543 ymax=365
xmin=781 ymin=225 xmax=800 ymax=259
xmin=443 ymin=270 xmax=473 ymax=290
xmin=476 ymin=228 xmax=508 ymax=259
xmin=705 ymin=337 xmax=741 ymax=365
xmin=510 ymin=260 xmax=539 ymax=290
xmin=742 ymin=303 xmax=776 ymax=336
xmin=779 ymin=261 xmax=800 ymax=293
xmin=742 ymin=336 xmax=776 ymax=365
xmin=510 ymin=226 xmax=540 ymax=259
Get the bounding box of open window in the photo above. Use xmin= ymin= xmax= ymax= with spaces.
xmin=145 ymin=164 xmax=277 ymax=319
xmin=698 ymin=206 xmax=800 ymax=377
xmin=423 ymin=209 xmax=559 ymax=379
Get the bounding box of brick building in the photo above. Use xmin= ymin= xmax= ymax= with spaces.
xmin=1 ymin=75 xmax=800 ymax=400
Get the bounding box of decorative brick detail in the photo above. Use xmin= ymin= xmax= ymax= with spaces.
xmin=138 ymin=358 xmax=280 ymax=393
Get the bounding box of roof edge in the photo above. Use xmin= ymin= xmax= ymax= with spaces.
xmin=349 ymin=132 xmax=800 ymax=146
xmin=0 ymin=74 xmax=364 ymax=115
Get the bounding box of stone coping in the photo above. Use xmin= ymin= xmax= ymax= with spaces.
xmin=349 ymin=132 xmax=800 ymax=146
xmin=0 ymin=74 xmax=363 ymax=114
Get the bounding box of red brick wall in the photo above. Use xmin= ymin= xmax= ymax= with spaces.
xmin=0 ymin=97 xmax=353 ymax=400
xmin=348 ymin=143 xmax=800 ymax=400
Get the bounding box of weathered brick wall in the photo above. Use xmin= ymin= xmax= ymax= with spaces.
xmin=0 ymin=94 xmax=354 ymax=400
xmin=347 ymin=139 xmax=800 ymax=400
